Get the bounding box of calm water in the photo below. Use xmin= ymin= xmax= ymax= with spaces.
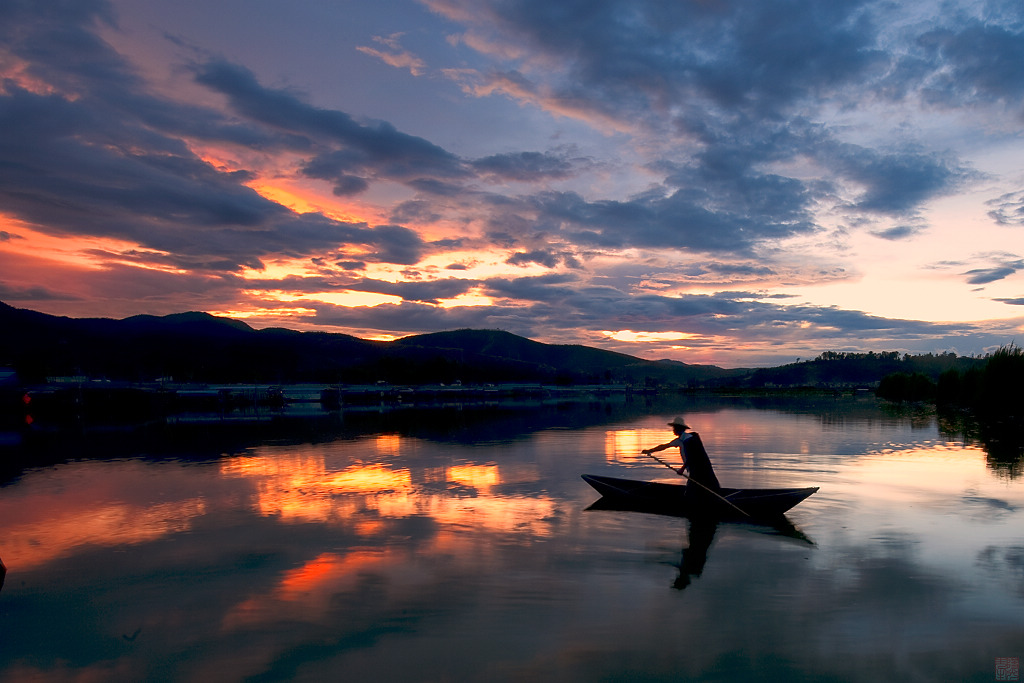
xmin=1 ymin=395 xmax=1022 ymax=682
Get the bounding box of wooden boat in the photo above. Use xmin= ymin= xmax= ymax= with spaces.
xmin=581 ymin=474 xmax=819 ymax=519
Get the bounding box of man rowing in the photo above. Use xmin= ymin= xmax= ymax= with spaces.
xmin=641 ymin=417 xmax=721 ymax=499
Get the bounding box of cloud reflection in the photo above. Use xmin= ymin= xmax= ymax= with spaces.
xmin=0 ymin=460 xmax=207 ymax=571
xmin=1 ymin=402 xmax=1022 ymax=681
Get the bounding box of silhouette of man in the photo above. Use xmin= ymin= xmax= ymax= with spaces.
xmin=641 ymin=417 xmax=721 ymax=498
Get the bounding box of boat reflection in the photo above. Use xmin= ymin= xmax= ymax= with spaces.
xmin=586 ymin=496 xmax=814 ymax=589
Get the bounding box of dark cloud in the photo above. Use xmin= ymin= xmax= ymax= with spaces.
xmin=965 ymin=266 xmax=1019 ymax=285
xmin=471 ymin=151 xmax=577 ymax=181
xmin=507 ymin=250 xmax=559 ymax=268
xmin=704 ymin=263 xmax=777 ymax=277
xmin=0 ymin=2 xmax=443 ymax=271
xmin=242 ymin=274 xmax=479 ymax=304
xmin=439 ymin=0 xmax=886 ymax=120
xmin=987 ymin=191 xmax=1024 ymax=225
xmin=389 ymin=200 xmax=443 ymax=225
xmin=193 ymin=61 xmax=470 ymax=190
xmin=353 ymin=277 xmax=479 ymax=304
xmin=0 ymin=283 xmax=74 ymax=302
xmin=482 ymin=273 xmax=580 ymax=302
xmin=306 ymin=300 xmax=541 ymax=337
xmin=438 ymin=0 xmax=985 ymax=231
xmin=871 ymin=225 xmax=920 ymax=241
xmin=917 ymin=19 xmax=1024 ymax=108
xmin=508 ymin=187 xmax=816 ymax=254
xmin=824 ymin=143 xmax=969 ymax=215
xmin=3 ymin=0 xmax=1023 ymax=365
xmin=505 ymin=248 xmax=582 ymax=269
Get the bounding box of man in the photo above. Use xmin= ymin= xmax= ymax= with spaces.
xmin=641 ymin=417 xmax=721 ymax=496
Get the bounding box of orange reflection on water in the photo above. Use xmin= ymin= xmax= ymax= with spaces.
xmin=851 ymin=442 xmax=993 ymax=500
xmin=222 ymin=549 xmax=398 ymax=630
xmin=605 ymin=428 xmax=659 ymax=464
xmin=0 ymin=459 xmax=210 ymax=571
xmin=221 ymin=448 xmax=558 ymax=539
xmin=375 ymin=433 xmax=402 ymax=457
xmin=221 ymin=453 xmax=413 ymax=524
xmin=276 ymin=551 xmax=381 ymax=598
xmin=218 ymin=449 xmax=561 ymax=635
xmin=449 ymin=463 xmax=500 ymax=490
xmin=1 ymin=499 xmax=208 ymax=572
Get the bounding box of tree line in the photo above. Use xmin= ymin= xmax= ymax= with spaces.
xmin=876 ymin=344 xmax=1024 ymax=420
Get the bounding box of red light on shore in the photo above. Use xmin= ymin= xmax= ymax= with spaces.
xmin=22 ymin=393 xmax=31 ymax=405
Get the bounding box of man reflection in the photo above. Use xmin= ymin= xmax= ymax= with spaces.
xmin=673 ymin=518 xmax=718 ymax=590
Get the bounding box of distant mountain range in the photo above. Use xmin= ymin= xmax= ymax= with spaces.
xmin=0 ymin=302 xmax=983 ymax=388
xmin=0 ymin=302 xmax=734 ymax=386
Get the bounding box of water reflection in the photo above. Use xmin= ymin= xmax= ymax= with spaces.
xmin=0 ymin=396 xmax=1022 ymax=681
xmin=673 ymin=518 xmax=718 ymax=590
xmin=586 ymin=496 xmax=815 ymax=591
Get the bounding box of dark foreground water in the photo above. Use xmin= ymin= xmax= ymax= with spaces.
xmin=1 ymin=395 xmax=1022 ymax=682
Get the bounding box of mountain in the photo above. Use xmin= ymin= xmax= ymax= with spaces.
xmin=3 ymin=303 xmax=983 ymax=389
xmin=0 ymin=303 xmax=728 ymax=385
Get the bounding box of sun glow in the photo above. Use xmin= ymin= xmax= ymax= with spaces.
xmin=245 ymin=179 xmax=379 ymax=225
xmin=438 ymin=288 xmax=494 ymax=308
xmin=318 ymin=290 xmax=404 ymax=307
xmin=0 ymin=220 xmax=154 ymax=271
xmin=208 ymin=307 xmax=317 ymax=320
xmin=603 ymin=330 xmax=699 ymax=343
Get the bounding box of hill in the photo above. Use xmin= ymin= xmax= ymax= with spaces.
xmin=0 ymin=303 xmax=992 ymax=389
xmin=0 ymin=303 xmax=728 ymax=386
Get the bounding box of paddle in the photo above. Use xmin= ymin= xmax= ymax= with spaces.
xmin=641 ymin=450 xmax=750 ymax=517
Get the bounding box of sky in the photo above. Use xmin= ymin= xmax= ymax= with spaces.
xmin=1 ymin=0 xmax=1023 ymax=367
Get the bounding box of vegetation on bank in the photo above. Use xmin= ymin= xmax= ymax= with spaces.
xmin=877 ymin=344 xmax=1023 ymax=419
xmin=709 ymin=349 xmax=981 ymax=391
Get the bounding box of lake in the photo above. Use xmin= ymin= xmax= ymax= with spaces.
xmin=0 ymin=394 xmax=1022 ymax=682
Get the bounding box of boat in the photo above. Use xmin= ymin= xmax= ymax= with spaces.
xmin=581 ymin=474 xmax=818 ymax=519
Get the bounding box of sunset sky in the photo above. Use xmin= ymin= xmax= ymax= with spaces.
xmin=2 ymin=0 xmax=1023 ymax=366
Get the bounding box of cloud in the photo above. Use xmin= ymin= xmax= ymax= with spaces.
xmin=341 ymin=277 xmax=480 ymax=304
xmin=965 ymin=267 xmax=1019 ymax=285
xmin=434 ymin=0 xmax=984 ymax=228
xmin=916 ymin=17 xmax=1024 ymax=108
xmin=954 ymin=254 xmax=1024 ymax=285
xmin=430 ymin=0 xmax=886 ymax=122
xmin=192 ymin=61 xmax=469 ymax=188
xmin=871 ymin=225 xmax=920 ymax=241
xmin=513 ymin=187 xmax=816 ymax=254
xmin=471 ymin=151 xmax=578 ymax=181
xmin=825 ymin=143 xmax=970 ymax=215
xmin=0 ymin=283 xmax=73 ymax=302
xmin=987 ymin=191 xmax=1024 ymax=225
xmin=0 ymin=3 xmax=449 ymax=272
xmin=356 ymin=33 xmax=427 ymax=76
xmin=3 ymin=0 xmax=1024 ymax=365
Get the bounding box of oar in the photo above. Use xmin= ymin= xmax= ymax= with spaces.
xmin=641 ymin=450 xmax=750 ymax=518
